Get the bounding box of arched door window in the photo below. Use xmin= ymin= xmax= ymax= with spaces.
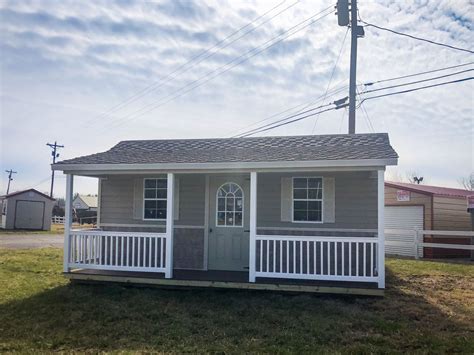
xmin=216 ymin=182 xmax=243 ymax=227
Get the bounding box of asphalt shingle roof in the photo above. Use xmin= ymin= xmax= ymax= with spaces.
xmin=55 ymin=133 xmax=398 ymax=166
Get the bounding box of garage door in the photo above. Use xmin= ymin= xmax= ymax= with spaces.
xmin=15 ymin=200 xmax=45 ymax=230
xmin=385 ymin=206 xmax=424 ymax=257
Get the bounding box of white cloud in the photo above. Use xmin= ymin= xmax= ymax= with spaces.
xmin=1 ymin=0 xmax=473 ymax=197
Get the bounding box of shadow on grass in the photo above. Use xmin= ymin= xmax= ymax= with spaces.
xmin=0 ymin=268 xmax=472 ymax=353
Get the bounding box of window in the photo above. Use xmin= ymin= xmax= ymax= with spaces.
xmin=293 ymin=177 xmax=323 ymax=222
xmin=143 ymin=178 xmax=167 ymax=220
xmin=216 ymin=182 xmax=243 ymax=227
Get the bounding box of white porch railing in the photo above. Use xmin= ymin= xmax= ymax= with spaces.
xmin=255 ymin=235 xmax=379 ymax=282
xmin=67 ymin=230 xmax=168 ymax=273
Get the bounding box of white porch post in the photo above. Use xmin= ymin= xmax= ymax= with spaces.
xmin=377 ymin=169 xmax=385 ymax=288
xmin=165 ymin=173 xmax=175 ymax=279
xmin=63 ymin=174 xmax=74 ymax=272
xmin=249 ymin=171 xmax=257 ymax=282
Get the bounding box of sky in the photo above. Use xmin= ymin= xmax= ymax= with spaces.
xmin=0 ymin=0 xmax=473 ymax=198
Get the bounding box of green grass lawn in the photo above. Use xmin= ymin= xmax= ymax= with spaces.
xmin=0 ymin=249 xmax=472 ymax=353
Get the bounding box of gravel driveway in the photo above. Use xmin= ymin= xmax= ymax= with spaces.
xmin=0 ymin=234 xmax=63 ymax=249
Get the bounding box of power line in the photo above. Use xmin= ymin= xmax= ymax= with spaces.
xmin=362 ymin=61 xmax=474 ymax=86
xmin=361 ymin=68 xmax=473 ymax=95
xmin=240 ymin=104 xmax=346 ymax=137
xmin=85 ymin=0 xmax=294 ymax=125
xmin=359 ymin=76 xmax=474 ymax=105
xmin=311 ymin=27 xmax=349 ymax=133
xmin=228 ymin=81 xmax=348 ymax=137
xmin=356 ymin=85 xmax=374 ymax=132
xmin=100 ymin=6 xmax=336 ymax=131
xmin=235 ymin=101 xmax=335 ymax=138
xmin=362 ymin=21 xmax=474 ymax=54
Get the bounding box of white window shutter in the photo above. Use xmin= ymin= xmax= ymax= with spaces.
xmin=281 ymin=177 xmax=292 ymax=222
xmin=173 ymin=177 xmax=180 ymax=221
xmin=132 ymin=178 xmax=143 ymax=220
xmin=323 ymin=177 xmax=335 ymax=223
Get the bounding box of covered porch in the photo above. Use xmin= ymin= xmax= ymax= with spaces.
xmin=61 ymin=169 xmax=387 ymax=294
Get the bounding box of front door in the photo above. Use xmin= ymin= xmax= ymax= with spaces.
xmin=208 ymin=176 xmax=250 ymax=271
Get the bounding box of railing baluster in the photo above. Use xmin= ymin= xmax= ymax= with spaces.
xmin=328 ymin=242 xmax=331 ymax=275
xmin=363 ymin=242 xmax=366 ymax=277
xmin=266 ymin=240 xmax=269 ymax=273
xmin=341 ymin=241 xmax=345 ymax=276
xmin=292 ymin=241 xmax=296 ymax=274
xmin=149 ymin=237 xmax=152 ymax=268
xmin=349 ymin=242 xmax=352 ymax=276
xmin=335 ymin=241 xmax=338 ymax=276
xmin=279 ymin=240 xmax=282 ymax=273
xmin=313 ymin=241 xmax=316 ymax=275
xmin=286 ymin=240 xmax=289 ymax=273
xmin=142 ymin=237 xmax=147 ymax=267
xmin=299 ymin=241 xmax=303 ymax=274
xmin=273 ymin=239 xmax=276 ymax=273
xmin=320 ymin=241 xmax=323 ymax=275
xmin=306 ymin=241 xmax=310 ymax=274
xmin=356 ymin=242 xmax=359 ymax=277
xmin=370 ymin=242 xmax=373 ymax=277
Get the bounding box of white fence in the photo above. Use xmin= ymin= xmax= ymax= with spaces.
xmin=52 ymin=216 xmax=65 ymax=224
xmin=255 ymin=235 xmax=380 ymax=282
xmin=385 ymin=229 xmax=474 ymax=259
xmin=67 ymin=230 xmax=168 ymax=272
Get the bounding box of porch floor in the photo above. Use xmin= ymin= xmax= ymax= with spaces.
xmin=65 ymin=269 xmax=383 ymax=296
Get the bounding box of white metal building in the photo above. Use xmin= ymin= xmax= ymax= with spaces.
xmin=0 ymin=189 xmax=55 ymax=230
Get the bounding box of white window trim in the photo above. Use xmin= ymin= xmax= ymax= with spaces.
xmin=215 ymin=182 xmax=244 ymax=228
xmin=142 ymin=177 xmax=167 ymax=221
xmin=291 ymin=176 xmax=324 ymax=224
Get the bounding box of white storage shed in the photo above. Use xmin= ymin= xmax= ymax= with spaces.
xmin=0 ymin=189 xmax=55 ymax=231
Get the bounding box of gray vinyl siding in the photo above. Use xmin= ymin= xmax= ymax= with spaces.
xmin=256 ymin=171 xmax=378 ymax=230
xmin=100 ymin=174 xmax=205 ymax=226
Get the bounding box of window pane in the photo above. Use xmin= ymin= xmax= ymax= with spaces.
xmin=218 ymin=198 xmax=225 ymax=211
xmin=308 ymin=178 xmax=322 ymax=188
xmin=235 ymin=198 xmax=243 ymax=211
xmin=144 ymin=208 xmax=157 ymax=219
xmin=156 ymin=200 xmax=167 ymax=209
xmin=308 ymin=189 xmax=322 ymax=199
xmin=294 ymin=178 xmax=307 ymax=188
xmin=217 ymin=212 xmax=225 ymax=225
xmin=234 ymin=189 xmax=242 ymax=197
xmin=293 ymin=189 xmax=307 ymax=199
xmin=235 ymin=212 xmax=243 ymax=226
xmin=226 ymin=197 xmax=235 ymax=211
xmin=156 ymin=189 xmax=167 ymax=199
xmin=145 ymin=179 xmax=156 ymax=188
xmin=293 ymin=210 xmax=307 ymax=221
xmin=226 ymin=212 xmax=234 ymax=225
xmin=156 ymin=179 xmax=167 ymax=188
xmin=144 ymin=189 xmax=156 ymax=198
xmin=156 ymin=209 xmax=167 ymax=219
xmin=308 ymin=201 xmax=321 ymax=210
xmin=294 ymin=201 xmax=308 ymax=210
xmin=308 ymin=210 xmax=322 ymax=222
xmin=145 ymin=200 xmax=157 ymax=209
xmin=218 ymin=188 xmax=225 ymax=197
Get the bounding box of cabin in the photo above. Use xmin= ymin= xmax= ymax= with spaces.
xmin=384 ymin=182 xmax=473 ymax=258
xmin=52 ymin=133 xmax=398 ymax=295
xmin=0 ymin=189 xmax=55 ymax=230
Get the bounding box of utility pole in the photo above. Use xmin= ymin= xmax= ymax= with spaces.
xmin=5 ymin=169 xmax=17 ymax=194
xmin=46 ymin=141 xmax=64 ymax=197
xmin=336 ymin=0 xmax=364 ymax=134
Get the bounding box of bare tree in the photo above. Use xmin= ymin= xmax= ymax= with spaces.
xmin=386 ymin=170 xmax=404 ymax=182
xmin=458 ymin=172 xmax=474 ymax=191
